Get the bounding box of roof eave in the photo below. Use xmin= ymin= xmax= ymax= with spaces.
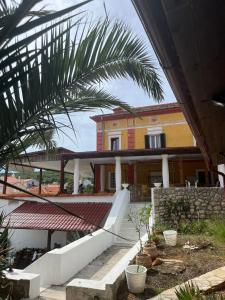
xmin=132 ymin=0 xmax=212 ymax=167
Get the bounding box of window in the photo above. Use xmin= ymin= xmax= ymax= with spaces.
xmin=111 ymin=137 xmax=119 ymax=150
xmin=149 ymin=134 xmax=161 ymax=148
xmin=145 ymin=133 xmax=166 ymax=149
xmin=109 ymin=172 xmax=116 ymax=189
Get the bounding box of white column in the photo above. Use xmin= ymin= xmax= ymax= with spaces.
xmin=100 ymin=165 xmax=105 ymax=192
xmin=217 ymin=164 xmax=225 ymax=187
xmin=162 ymin=154 xmax=169 ymax=188
xmin=115 ymin=156 xmax=122 ymax=192
xmin=73 ymin=158 xmax=80 ymax=194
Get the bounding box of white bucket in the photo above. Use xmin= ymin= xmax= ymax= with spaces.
xmin=125 ymin=265 xmax=147 ymax=294
xmin=163 ymin=230 xmax=177 ymax=246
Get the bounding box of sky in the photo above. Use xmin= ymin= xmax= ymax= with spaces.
xmin=43 ymin=0 xmax=176 ymax=151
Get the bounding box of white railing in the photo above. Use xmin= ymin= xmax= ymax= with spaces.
xmin=24 ymin=189 xmax=130 ymax=288
xmin=149 ymin=187 xmax=156 ymax=231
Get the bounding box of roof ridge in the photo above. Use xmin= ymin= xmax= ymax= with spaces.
xmin=91 ymin=102 xmax=180 ymax=120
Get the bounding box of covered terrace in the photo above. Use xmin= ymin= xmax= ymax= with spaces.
xmin=5 ymin=146 xmax=214 ymax=202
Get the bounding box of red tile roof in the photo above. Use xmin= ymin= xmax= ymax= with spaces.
xmin=4 ymin=202 xmax=112 ymax=232
xmin=90 ymin=102 xmax=181 ymax=122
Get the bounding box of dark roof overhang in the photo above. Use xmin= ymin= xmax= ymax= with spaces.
xmin=132 ymin=0 xmax=225 ymax=167
xmin=61 ymin=147 xmax=201 ymax=159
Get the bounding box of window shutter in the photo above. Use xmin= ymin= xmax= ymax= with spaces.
xmin=145 ymin=135 xmax=150 ymax=149
xmin=160 ymin=133 xmax=166 ymax=148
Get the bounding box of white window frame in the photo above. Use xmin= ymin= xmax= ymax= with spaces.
xmin=147 ymin=127 xmax=163 ymax=149
xmin=108 ymin=131 xmax=121 ymax=150
xmin=108 ymin=171 xmax=116 ymax=190
xmin=149 ymin=134 xmax=162 ymax=148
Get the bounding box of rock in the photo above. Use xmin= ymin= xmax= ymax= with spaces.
xmin=183 ymin=244 xmax=199 ymax=251
xmin=183 ymin=241 xmax=211 ymax=251
xmin=152 ymin=258 xmax=162 ymax=266
xmin=153 ymin=260 xmax=186 ymax=275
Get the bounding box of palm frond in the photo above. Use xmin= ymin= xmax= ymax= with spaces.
xmin=175 ymin=282 xmax=225 ymax=300
xmin=0 ymin=1 xmax=163 ymax=167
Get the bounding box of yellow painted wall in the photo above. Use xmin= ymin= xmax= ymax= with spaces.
xmin=164 ymin=124 xmax=193 ymax=147
xmin=98 ymin=111 xmax=194 ymax=151
xmin=135 ymin=128 xmax=148 ymax=149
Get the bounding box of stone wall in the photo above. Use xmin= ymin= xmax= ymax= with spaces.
xmin=153 ymin=187 xmax=225 ymax=224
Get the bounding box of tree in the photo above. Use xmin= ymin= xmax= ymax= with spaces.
xmin=0 ymin=0 xmax=163 ymax=167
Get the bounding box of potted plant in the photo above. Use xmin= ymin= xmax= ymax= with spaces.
xmin=139 ymin=206 xmax=158 ymax=260
xmin=128 ymin=210 xmax=152 ymax=268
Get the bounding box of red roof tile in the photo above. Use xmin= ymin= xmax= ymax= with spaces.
xmin=4 ymin=202 xmax=112 ymax=232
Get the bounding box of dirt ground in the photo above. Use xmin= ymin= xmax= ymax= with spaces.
xmin=116 ymin=235 xmax=225 ymax=300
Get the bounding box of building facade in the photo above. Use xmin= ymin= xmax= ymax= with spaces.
xmin=8 ymin=103 xmax=218 ymax=201
xmin=91 ymin=103 xmax=215 ymax=199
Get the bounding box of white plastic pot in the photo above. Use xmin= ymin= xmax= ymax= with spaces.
xmin=163 ymin=230 xmax=177 ymax=246
xmin=125 ymin=265 xmax=147 ymax=294
xmin=154 ymin=182 xmax=162 ymax=188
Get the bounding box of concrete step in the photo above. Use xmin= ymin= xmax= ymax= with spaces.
xmin=35 ymin=286 xmax=66 ymax=300
xmin=71 ymin=245 xmax=130 ymax=281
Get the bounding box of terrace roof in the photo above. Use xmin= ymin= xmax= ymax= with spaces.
xmin=3 ymin=202 xmax=112 ymax=232
xmin=9 ymin=147 xmax=201 ymax=174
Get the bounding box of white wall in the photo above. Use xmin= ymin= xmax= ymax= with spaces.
xmin=0 ymin=199 xmax=23 ymax=216
xmin=24 ymin=189 xmax=130 ymax=288
xmin=0 ymin=194 xmax=114 ymax=253
xmin=19 ymin=195 xmax=114 ymax=204
xmin=10 ymin=229 xmax=67 ymax=252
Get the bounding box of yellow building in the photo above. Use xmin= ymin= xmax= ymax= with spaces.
xmin=11 ymin=103 xmax=218 ymax=200
xmin=90 ymin=103 xmax=215 ymax=200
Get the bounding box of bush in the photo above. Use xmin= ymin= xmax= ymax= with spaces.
xmin=178 ymin=220 xmax=209 ymax=235
xmin=207 ymin=219 xmax=225 ymax=243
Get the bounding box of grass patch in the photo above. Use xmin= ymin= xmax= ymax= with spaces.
xmin=207 ymin=220 xmax=225 ymax=243
xmin=178 ymin=220 xmax=209 ymax=235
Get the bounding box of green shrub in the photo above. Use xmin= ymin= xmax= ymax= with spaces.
xmin=83 ymin=184 xmax=94 ymax=194
xmin=178 ymin=220 xmax=209 ymax=235
xmin=207 ymin=219 xmax=225 ymax=243
xmin=154 ymin=222 xmax=171 ymax=233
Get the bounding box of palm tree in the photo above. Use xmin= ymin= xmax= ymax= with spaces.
xmin=175 ymin=283 xmax=225 ymax=299
xmin=0 ymin=0 xmax=163 ymax=167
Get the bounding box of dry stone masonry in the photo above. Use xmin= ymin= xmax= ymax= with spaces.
xmin=153 ymin=187 xmax=225 ymax=224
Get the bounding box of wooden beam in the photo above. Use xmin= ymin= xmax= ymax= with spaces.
xmin=38 ymin=168 xmax=43 ymax=195
xmin=60 ymin=158 xmax=65 ymax=194
xmin=3 ymin=164 xmax=8 ymax=195
xmin=90 ymin=163 xmax=94 ymax=174
xmin=178 ymin=158 xmax=184 ymax=185
xmin=58 ymin=147 xmax=201 ymax=159
xmin=47 ymin=230 xmax=54 ymax=251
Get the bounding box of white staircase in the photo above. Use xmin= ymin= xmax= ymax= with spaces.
xmin=115 ymin=203 xmax=147 ymax=246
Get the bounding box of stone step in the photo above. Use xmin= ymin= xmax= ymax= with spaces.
xmin=71 ymin=245 xmax=130 ymax=281
xmin=35 ymin=286 xmax=66 ymax=300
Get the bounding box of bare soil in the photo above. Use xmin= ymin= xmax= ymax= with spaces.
xmin=117 ymin=235 xmax=225 ymax=300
